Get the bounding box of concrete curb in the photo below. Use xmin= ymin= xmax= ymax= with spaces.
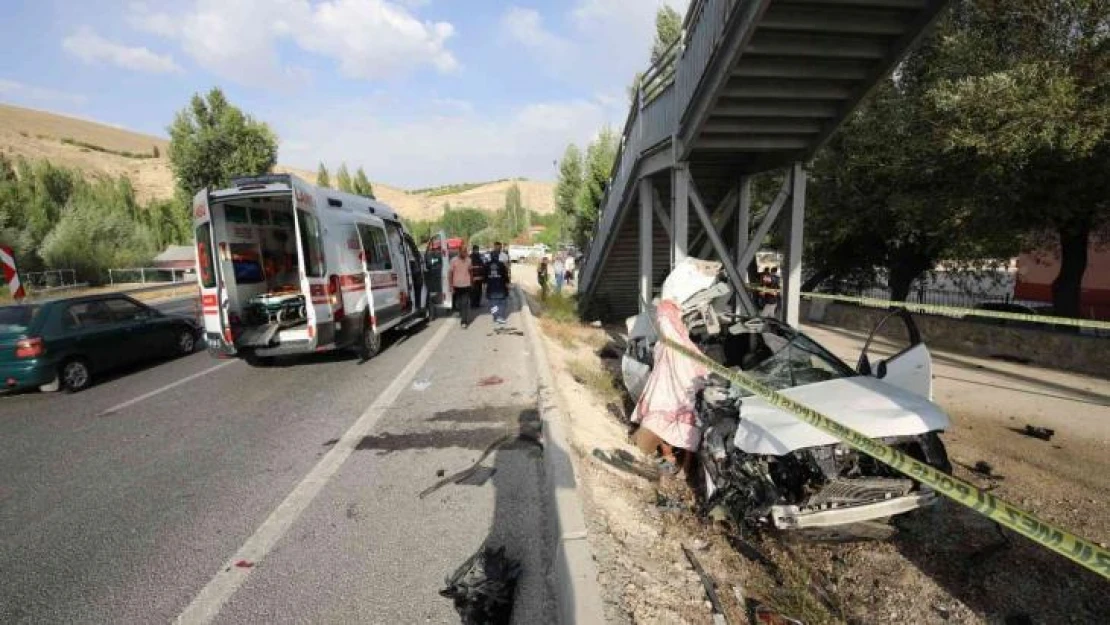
xmin=516 ymin=287 xmax=607 ymax=625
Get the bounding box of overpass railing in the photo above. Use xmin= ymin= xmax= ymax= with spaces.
xmin=580 ymin=0 xmax=745 ymax=295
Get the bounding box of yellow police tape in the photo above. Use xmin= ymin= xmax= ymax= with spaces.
xmin=659 ymin=335 xmax=1110 ymax=580
xmin=747 ymin=286 xmax=1110 ymax=331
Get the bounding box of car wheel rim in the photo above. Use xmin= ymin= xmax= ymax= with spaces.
xmin=179 ymin=332 xmax=195 ymax=353
xmin=365 ymin=329 xmax=379 ymax=353
xmin=64 ymin=363 xmax=88 ymax=389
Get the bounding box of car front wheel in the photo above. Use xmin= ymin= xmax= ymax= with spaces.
xmin=60 ymin=359 xmax=92 ymax=393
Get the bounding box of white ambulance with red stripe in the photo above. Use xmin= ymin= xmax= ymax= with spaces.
xmin=192 ymin=174 xmax=430 ymax=365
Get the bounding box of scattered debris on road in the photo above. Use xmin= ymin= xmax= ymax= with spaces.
xmin=684 ymin=545 xmax=729 ymax=624
xmin=590 ymin=448 xmax=659 ymax=481
xmin=440 ymin=545 xmax=521 ymax=625
xmin=478 ymin=376 xmax=505 ymax=387
xmin=973 ymin=460 xmax=994 ymax=476
xmin=412 ymin=379 xmax=432 ymax=391
xmin=419 ymin=431 xmax=542 ymax=499
xmin=1022 ymin=425 xmax=1055 ymax=441
xmin=234 ymin=560 xmax=254 ymax=569
xmin=321 ymin=438 xmax=339 ymax=448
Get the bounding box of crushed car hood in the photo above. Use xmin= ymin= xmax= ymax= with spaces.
xmin=734 ymin=376 xmax=950 ymax=456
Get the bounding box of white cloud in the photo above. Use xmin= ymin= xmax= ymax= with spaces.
xmin=0 ymin=79 xmax=87 ymax=108
xmin=500 ymin=7 xmax=572 ymax=60
xmin=499 ymin=1 xmax=689 ymax=89
xmin=274 ymin=97 xmax=622 ymax=188
xmin=62 ymin=28 xmax=182 ymax=74
xmin=127 ymin=0 xmax=457 ymax=85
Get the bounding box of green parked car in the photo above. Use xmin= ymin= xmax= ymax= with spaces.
xmin=0 ymin=294 xmax=200 ymax=393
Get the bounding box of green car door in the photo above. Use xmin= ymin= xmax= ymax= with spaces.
xmin=103 ymin=297 xmax=172 ymax=361
xmin=58 ymin=300 xmax=131 ymax=373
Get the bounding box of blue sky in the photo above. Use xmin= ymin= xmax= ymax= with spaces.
xmin=0 ymin=0 xmax=686 ymax=187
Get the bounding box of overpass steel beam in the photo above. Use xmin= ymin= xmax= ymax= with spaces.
xmin=639 ymin=178 xmax=654 ymax=312
xmin=672 ymin=164 xmax=689 ymax=265
xmin=652 ymin=188 xmax=672 ymax=239
xmin=686 ymin=170 xmax=757 ymax=315
xmin=782 ymin=162 xmax=807 ymax=327
xmin=736 ymin=177 xmax=751 ymax=313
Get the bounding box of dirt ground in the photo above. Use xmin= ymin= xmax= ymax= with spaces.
xmin=518 ymin=265 xmax=1110 ymax=625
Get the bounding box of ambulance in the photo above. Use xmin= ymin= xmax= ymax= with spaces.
xmin=192 ymin=174 xmax=432 ymax=365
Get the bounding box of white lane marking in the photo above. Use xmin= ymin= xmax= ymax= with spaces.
xmin=98 ymin=360 xmax=238 ymax=416
xmin=176 ymin=320 xmax=453 ymax=625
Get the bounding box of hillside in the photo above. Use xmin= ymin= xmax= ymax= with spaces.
xmin=0 ymin=103 xmax=554 ymax=220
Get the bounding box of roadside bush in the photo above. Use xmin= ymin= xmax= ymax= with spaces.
xmin=40 ymin=198 xmax=157 ymax=283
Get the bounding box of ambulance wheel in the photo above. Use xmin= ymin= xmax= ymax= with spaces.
xmin=360 ymin=316 xmax=382 ymax=360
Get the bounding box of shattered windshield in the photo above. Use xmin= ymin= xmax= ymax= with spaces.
xmin=742 ymin=328 xmax=856 ymax=392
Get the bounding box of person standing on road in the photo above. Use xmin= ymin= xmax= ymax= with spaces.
xmin=449 ymin=246 xmax=473 ymax=328
xmin=486 ymin=250 xmax=511 ymax=324
xmin=537 ymin=256 xmax=550 ymax=300
xmin=468 ymin=244 xmax=486 ymax=309
xmin=553 ymin=253 xmax=566 ymax=295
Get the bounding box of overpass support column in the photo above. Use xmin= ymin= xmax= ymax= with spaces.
xmin=735 ymin=177 xmax=751 ymax=313
xmin=672 ymin=163 xmax=688 ymax=266
xmin=638 ymin=178 xmax=654 ymax=312
xmin=782 ymin=162 xmax=807 ymax=327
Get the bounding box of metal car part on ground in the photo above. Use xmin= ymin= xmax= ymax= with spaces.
xmin=623 ymin=259 xmax=952 ymax=532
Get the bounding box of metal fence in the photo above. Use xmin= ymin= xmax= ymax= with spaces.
xmin=23 ymin=269 xmax=78 ymax=289
xmin=108 ymin=267 xmax=194 ymax=284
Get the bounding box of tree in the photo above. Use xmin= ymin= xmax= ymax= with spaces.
xmin=317 ymin=163 xmax=331 ymax=188
xmin=167 ymin=87 xmax=278 ymax=199
xmin=554 ymin=144 xmax=583 ymax=224
xmin=504 ymin=183 xmax=525 ymax=238
xmin=440 ymin=207 xmax=489 ymax=241
xmin=574 ymin=128 xmax=619 ymax=249
xmin=926 ymin=0 xmax=1110 ymax=317
xmin=336 ymin=163 xmax=353 ymax=193
xmin=651 ymin=5 xmax=682 ymax=64
xmin=353 ymin=167 xmax=375 ymax=198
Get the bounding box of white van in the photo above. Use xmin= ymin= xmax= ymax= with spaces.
xmin=192 ymin=174 xmax=430 ymax=365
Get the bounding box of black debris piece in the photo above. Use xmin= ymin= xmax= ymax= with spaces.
xmin=683 ymin=546 xmax=728 ymax=623
xmin=437 ymin=469 xmax=446 ymax=478
xmin=1023 ymin=425 xmax=1055 ymax=441
xmin=590 ymin=448 xmax=660 ymax=481
xmin=440 ymin=546 xmax=521 ymax=625
xmin=973 ymin=461 xmax=993 ymax=476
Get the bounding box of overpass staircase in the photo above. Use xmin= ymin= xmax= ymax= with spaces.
xmin=577 ymin=0 xmax=951 ymax=323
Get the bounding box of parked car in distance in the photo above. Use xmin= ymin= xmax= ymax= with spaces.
xmin=0 ymin=294 xmax=200 ymax=393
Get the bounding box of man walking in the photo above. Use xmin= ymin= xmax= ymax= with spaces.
xmin=485 ymin=248 xmax=511 ymax=324
xmin=537 ymin=256 xmax=550 ymax=300
xmin=468 ymin=244 xmax=486 ymax=309
xmin=553 ymin=253 xmax=566 ymax=295
xmin=449 ymin=245 xmax=473 ymax=328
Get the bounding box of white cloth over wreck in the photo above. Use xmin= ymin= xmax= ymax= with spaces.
xmin=631 ymin=259 xmax=723 ymax=451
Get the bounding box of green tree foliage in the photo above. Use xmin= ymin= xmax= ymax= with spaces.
xmin=317 ymin=162 xmax=331 ymax=188
xmin=440 ymin=208 xmax=489 ymax=241
xmin=503 ymin=183 xmax=526 ymax=239
xmin=554 ymin=144 xmax=583 ymax=221
xmin=0 ymin=156 xmax=161 ymax=282
xmin=925 ymin=0 xmax=1110 ymax=317
xmin=573 ymin=128 xmax=618 ymax=249
xmin=353 ymin=167 xmax=375 ymax=198
xmin=336 ymin=163 xmax=353 ymax=193
xmin=168 ymin=88 xmax=278 ymax=198
xmin=651 ymin=5 xmax=682 ymax=63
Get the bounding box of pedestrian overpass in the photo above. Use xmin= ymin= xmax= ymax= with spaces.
xmin=577 ymin=0 xmax=951 ymax=325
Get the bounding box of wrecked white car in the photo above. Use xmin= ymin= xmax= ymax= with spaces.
xmin=623 ymin=264 xmax=952 ymax=534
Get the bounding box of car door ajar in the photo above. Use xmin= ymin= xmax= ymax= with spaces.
xmin=856 ymin=308 xmax=933 ymax=400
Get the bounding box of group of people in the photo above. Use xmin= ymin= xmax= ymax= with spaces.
xmin=537 ymin=252 xmax=576 ymax=299
xmin=448 ymin=241 xmax=512 ymax=328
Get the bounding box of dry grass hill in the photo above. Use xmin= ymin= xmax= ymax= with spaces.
xmin=0 ymin=103 xmax=554 ymax=221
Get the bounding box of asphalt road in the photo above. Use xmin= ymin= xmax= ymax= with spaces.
xmin=0 ymin=295 xmax=553 ymax=624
